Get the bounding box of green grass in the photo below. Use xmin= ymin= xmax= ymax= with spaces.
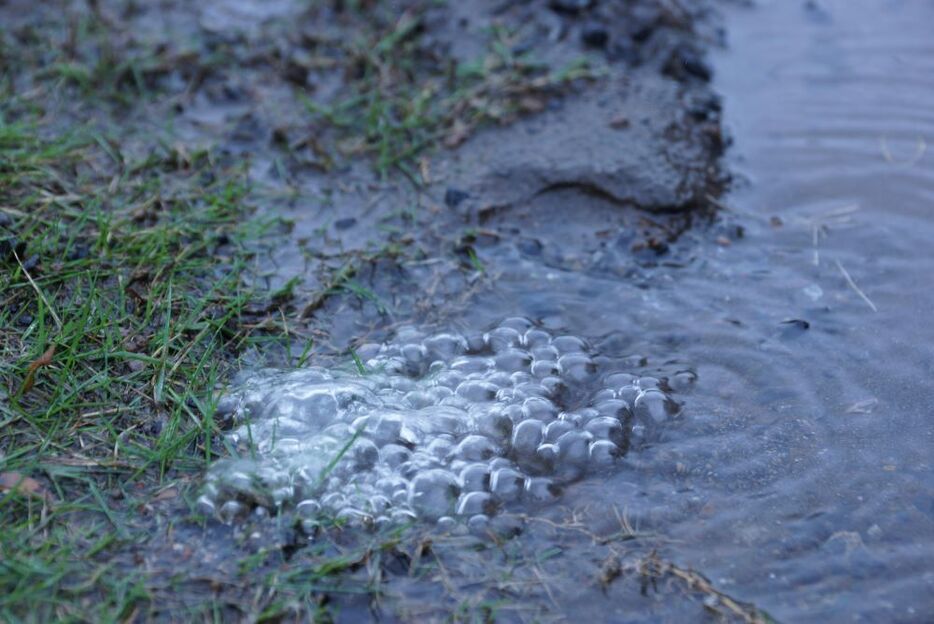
xmin=302 ymin=10 xmax=601 ymax=179
xmin=0 ymin=117 xmax=293 ymax=621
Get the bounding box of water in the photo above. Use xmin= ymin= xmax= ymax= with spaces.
xmin=206 ymin=0 xmax=934 ymax=620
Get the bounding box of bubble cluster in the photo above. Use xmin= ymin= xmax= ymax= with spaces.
xmin=198 ymin=318 xmax=681 ymax=531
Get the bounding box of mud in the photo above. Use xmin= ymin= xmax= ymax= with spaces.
xmin=0 ymin=0 xmax=749 ymax=621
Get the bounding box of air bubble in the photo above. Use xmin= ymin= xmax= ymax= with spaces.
xmin=545 ymin=420 xmax=575 ymax=443
xmin=456 ymin=380 xmax=499 ymax=402
xmin=451 ymin=435 xmax=497 ymax=462
xmin=552 ymin=335 xmax=587 ymax=354
xmin=456 ymin=491 xmax=493 ymax=516
xmin=584 ymin=416 xmax=626 ymax=448
xmin=408 ymin=469 xmax=460 ymax=519
xmin=423 ymin=333 xmax=468 ymax=361
xmin=524 ymin=477 xmax=560 ymax=503
xmin=589 ymin=439 xmax=621 ymax=468
xmin=201 ymin=323 xmax=682 ymax=527
xmin=218 ymin=500 xmax=246 ymax=524
xmin=512 ymin=419 xmax=545 ymax=457
xmin=460 ymin=463 xmax=491 ymax=492
xmin=490 ymin=468 xmax=525 ymax=502
xmin=522 ymin=397 xmax=557 ymax=422
xmin=486 ymin=327 xmax=522 ymax=353
xmin=467 ymin=514 xmax=490 ymax=536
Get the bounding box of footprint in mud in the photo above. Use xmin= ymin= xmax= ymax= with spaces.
xmin=199 ymin=318 xmax=681 ymax=533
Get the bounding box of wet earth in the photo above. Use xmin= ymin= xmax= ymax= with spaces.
xmin=211 ymin=1 xmax=934 ymax=621
xmin=4 ymin=0 xmax=934 ymax=621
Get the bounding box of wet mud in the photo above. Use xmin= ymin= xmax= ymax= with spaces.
xmin=8 ymin=0 xmax=933 ymax=622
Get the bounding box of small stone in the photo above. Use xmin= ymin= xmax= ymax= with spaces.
xmin=555 ymin=430 xmax=593 ymax=480
xmin=549 ymin=0 xmax=593 ymax=14
xmin=0 ymin=235 xmax=25 ymax=262
xmin=581 ymin=23 xmax=608 ymax=48
xmin=444 ymin=188 xmax=470 ymax=209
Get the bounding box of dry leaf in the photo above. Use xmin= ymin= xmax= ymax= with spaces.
xmin=0 ymin=471 xmax=53 ymax=503
xmin=419 ymin=157 xmax=431 ymax=185
xmin=444 ymin=120 xmax=471 ymax=149
xmin=20 ymin=344 xmax=56 ymax=395
xmin=151 ymin=487 xmax=178 ymax=502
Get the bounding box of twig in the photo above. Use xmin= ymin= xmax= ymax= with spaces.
xmin=14 ymin=250 xmax=63 ymax=330
xmin=835 ymin=259 xmax=877 ymax=312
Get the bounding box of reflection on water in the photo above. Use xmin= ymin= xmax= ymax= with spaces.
xmin=457 ymin=0 xmax=934 ymax=620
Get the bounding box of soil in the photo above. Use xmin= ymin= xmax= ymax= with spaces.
xmin=0 ymin=1 xmax=747 ymax=621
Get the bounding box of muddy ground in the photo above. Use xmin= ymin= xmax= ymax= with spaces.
xmin=0 ymin=1 xmax=761 ymax=621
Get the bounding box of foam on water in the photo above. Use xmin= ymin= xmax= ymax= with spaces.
xmin=199 ymin=318 xmax=681 ymax=531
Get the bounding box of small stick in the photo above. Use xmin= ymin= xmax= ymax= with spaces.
xmin=14 ymin=250 xmax=63 ymax=330
xmin=835 ymin=259 xmax=878 ymax=312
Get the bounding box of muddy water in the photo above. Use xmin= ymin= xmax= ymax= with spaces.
xmin=434 ymin=0 xmax=934 ymax=619
xmin=208 ymin=0 xmax=934 ymax=620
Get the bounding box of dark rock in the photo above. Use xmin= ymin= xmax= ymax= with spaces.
xmin=444 ymin=188 xmax=470 ymax=209
xmin=335 ymin=217 xmax=357 ymax=230
xmin=21 ymin=254 xmax=39 ymax=271
xmin=608 ymin=40 xmax=639 ymax=64
xmin=687 ymin=94 xmax=722 ymax=122
xmin=0 ymin=236 xmax=25 ymax=262
xmin=549 ymin=0 xmax=594 ymax=15
xmin=779 ymin=319 xmax=811 ymax=340
xmin=0 ymin=212 xmax=12 ymax=228
xmin=581 ymin=23 xmax=608 ymax=48
xmin=665 ymin=44 xmax=712 ymax=82
xmin=517 ymin=237 xmax=543 ymax=256
xmin=283 ymin=63 xmax=308 ymax=87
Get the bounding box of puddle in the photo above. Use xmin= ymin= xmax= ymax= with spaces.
xmin=197 ymin=0 xmax=934 ymax=620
